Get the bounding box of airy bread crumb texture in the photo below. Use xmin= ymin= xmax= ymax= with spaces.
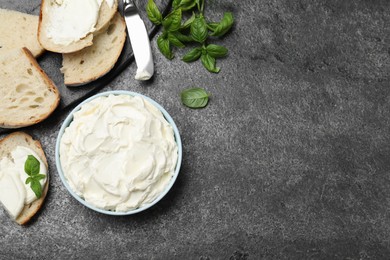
xmin=0 ymin=8 xmax=45 ymax=57
xmin=0 ymin=48 xmax=60 ymax=128
xmin=95 ymin=0 xmax=119 ymax=33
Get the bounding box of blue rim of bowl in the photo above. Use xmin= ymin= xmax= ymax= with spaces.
xmin=55 ymin=90 xmax=183 ymax=215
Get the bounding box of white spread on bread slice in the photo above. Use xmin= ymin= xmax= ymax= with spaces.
xmin=38 ymin=0 xmax=118 ymax=53
xmin=61 ymin=12 xmax=126 ymax=86
xmin=0 ymin=48 xmax=60 ymax=129
xmin=0 ymin=132 xmax=49 ymax=225
xmin=0 ymin=9 xmax=45 ymax=58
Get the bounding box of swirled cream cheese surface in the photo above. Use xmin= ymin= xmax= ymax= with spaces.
xmin=59 ymin=94 xmax=178 ymax=212
xmin=0 ymin=147 xmax=47 ymax=219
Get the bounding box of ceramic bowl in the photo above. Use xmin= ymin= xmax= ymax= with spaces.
xmin=55 ymin=90 xmax=182 ymax=215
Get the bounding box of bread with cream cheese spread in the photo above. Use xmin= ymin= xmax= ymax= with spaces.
xmin=0 ymin=48 xmax=60 ymax=128
xmin=61 ymin=12 xmax=126 ymax=86
xmin=0 ymin=132 xmax=49 ymax=225
xmin=0 ymin=8 xmax=45 ymax=58
xmin=38 ymin=0 xmax=118 ymax=53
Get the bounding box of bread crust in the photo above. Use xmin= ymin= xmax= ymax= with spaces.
xmin=22 ymin=47 xmax=60 ymax=121
xmin=0 ymin=48 xmax=60 ymax=129
xmin=0 ymin=132 xmax=49 ymax=225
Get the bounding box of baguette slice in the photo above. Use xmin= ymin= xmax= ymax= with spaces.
xmin=0 ymin=132 xmax=49 ymax=225
xmin=61 ymin=12 xmax=126 ymax=86
xmin=38 ymin=0 xmax=118 ymax=53
xmin=0 ymin=48 xmax=60 ymax=129
xmin=38 ymin=0 xmax=94 ymax=53
xmin=0 ymin=9 xmax=45 ymax=58
xmin=95 ymin=0 xmax=119 ymax=33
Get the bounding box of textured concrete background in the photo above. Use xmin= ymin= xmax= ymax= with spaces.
xmin=1 ymin=0 xmax=390 ymax=259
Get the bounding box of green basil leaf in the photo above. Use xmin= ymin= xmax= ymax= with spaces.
xmin=182 ymin=47 xmax=202 ymax=62
xmin=30 ymin=180 xmax=42 ymax=199
xmin=206 ymin=44 xmax=228 ymax=58
xmin=162 ymin=9 xmax=182 ymax=32
xmin=179 ymin=0 xmax=197 ymax=11
xmin=207 ymin=22 xmax=219 ymax=31
xmin=168 ymin=32 xmax=185 ymax=48
xmin=174 ymin=31 xmax=193 ymax=42
xmin=181 ymin=12 xmax=196 ymax=29
xmin=201 ymin=53 xmax=220 ymax=73
xmin=24 ymin=155 xmax=40 ymax=176
xmin=172 ymin=0 xmax=181 ymax=9
xmin=157 ymin=34 xmax=173 ymax=59
xmin=146 ymin=0 xmax=162 ymax=25
xmin=191 ymin=16 xmax=208 ymax=43
xmin=34 ymin=174 xmax=46 ymax=181
xmin=180 ymin=87 xmax=210 ymax=108
xmin=25 ymin=177 xmax=32 ymax=185
xmin=211 ymin=12 xmax=234 ymax=37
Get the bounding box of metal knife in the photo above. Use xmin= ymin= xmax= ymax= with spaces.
xmin=123 ymin=0 xmax=154 ymax=80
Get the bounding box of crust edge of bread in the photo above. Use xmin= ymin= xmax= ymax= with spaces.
xmin=0 ymin=132 xmax=49 ymax=225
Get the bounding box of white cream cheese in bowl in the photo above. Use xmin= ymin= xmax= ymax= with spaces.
xmin=55 ymin=91 xmax=182 ymax=215
xmin=0 ymin=147 xmax=47 ymax=219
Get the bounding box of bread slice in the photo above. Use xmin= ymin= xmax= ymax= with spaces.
xmin=0 ymin=48 xmax=60 ymax=128
xmin=0 ymin=132 xmax=49 ymax=225
xmin=61 ymin=12 xmax=126 ymax=86
xmin=38 ymin=0 xmax=94 ymax=53
xmin=95 ymin=0 xmax=119 ymax=33
xmin=38 ymin=0 xmax=118 ymax=53
xmin=0 ymin=9 xmax=45 ymax=58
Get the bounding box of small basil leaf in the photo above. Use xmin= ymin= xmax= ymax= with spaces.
xmin=181 ymin=87 xmax=210 ymax=108
xmin=146 ymin=0 xmax=162 ymax=25
xmin=191 ymin=16 xmax=208 ymax=43
xmin=162 ymin=9 xmax=182 ymax=32
xmin=207 ymin=22 xmax=219 ymax=31
xmin=181 ymin=12 xmax=196 ymax=29
xmin=30 ymin=180 xmax=42 ymax=199
xmin=179 ymin=0 xmax=197 ymax=11
xmin=168 ymin=33 xmax=185 ymax=48
xmin=174 ymin=31 xmax=193 ymax=42
xmin=206 ymin=44 xmax=228 ymax=58
xmin=34 ymin=174 xmax=46 ymax=181
xmin=157 ymin=34 xmax=173 ymax=59
xmin=211 ymin=12 xmax=234 ymax=37
xmin=182 ymin=47 xmax=202 ymax=62
xmin=201 ymin=53 xmax=220 ymax=73
xmin=25 ymin=177 xmax=32 ymax=185
xmin=24 ymin=155 xmax=40 ymax=176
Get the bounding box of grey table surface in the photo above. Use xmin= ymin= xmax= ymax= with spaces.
xmin=1 ymin=0 xmax=390 ymax=259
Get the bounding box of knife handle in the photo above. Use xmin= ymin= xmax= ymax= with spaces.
xmin=124 ymin=1 xmax=154 ymax=80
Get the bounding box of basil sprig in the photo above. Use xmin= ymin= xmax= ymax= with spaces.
xmin=147 ymin=0 xmax=234 ymax=73
xmin=181 ymin=87 xmax=210 ymax=108
xmin=24 ymin=155 xmax=45 ymax=199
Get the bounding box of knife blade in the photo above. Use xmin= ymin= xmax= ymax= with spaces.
xmin=123 ymin=0 xmax=154 ymax=80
